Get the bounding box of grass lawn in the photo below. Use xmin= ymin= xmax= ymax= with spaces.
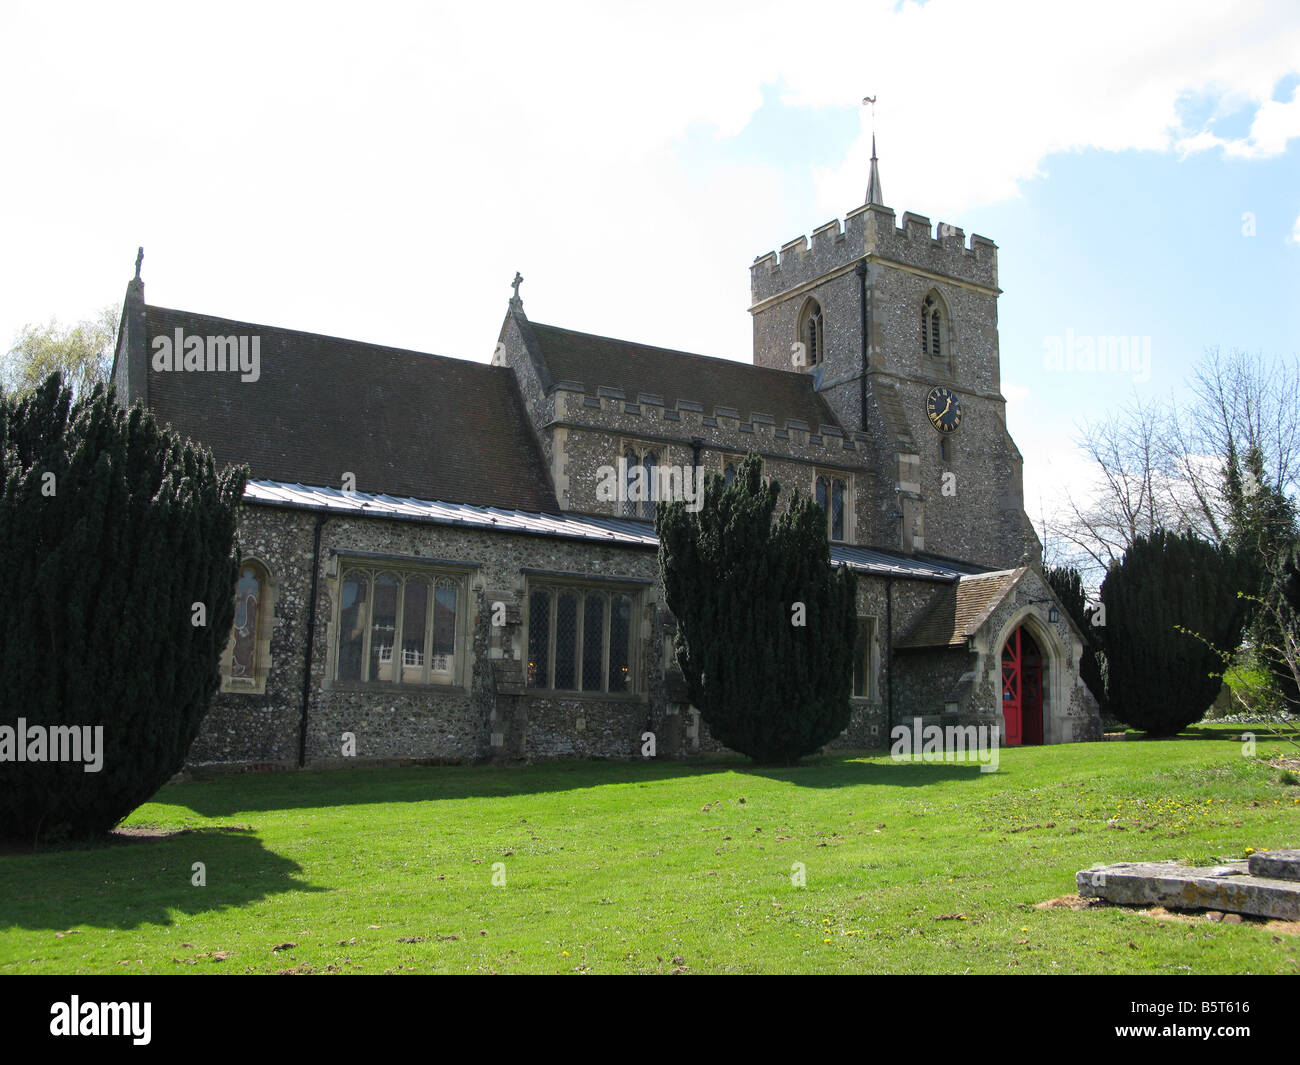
xmin=2 ymin=723 xmax=1297 ymax=974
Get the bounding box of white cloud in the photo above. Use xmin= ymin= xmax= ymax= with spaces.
xmin=1290 ymin=212 xmax=1300 ymax=244
xmin=0 ymin=0 xmax=1297 ymax=364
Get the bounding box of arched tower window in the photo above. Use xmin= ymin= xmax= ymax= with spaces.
xmin=796 ymin=298 xmax=824 ymax=369
xmin=921 ymin=290 xmax=948 ymax=361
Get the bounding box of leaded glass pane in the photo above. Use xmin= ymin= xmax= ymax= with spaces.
xmin=642 ymin=452 xmax=658 ymax=519
xmin=608 ymin=594 xmax=631 ymax=693
xmin=528 ymin=589 xmax=550 ymax=688
xmin=402 ymin=578 xmax=429 ymax=683
xmin=432 ymin=580 xmax=458 ymax=677
xmin=831 ymin=479 xmax=845 ymax=541
xmin=338 ymin=571 xmax=368 ymax=681
xmin=582 ymin=593 xmax=606 ymax=691
xmin=623 ymin=450 xmax=639 ymax=518
xmin=555 ymin=591 xmax=578 ymax=690
xmin=369 ymin=573 xmax=399 ymax=682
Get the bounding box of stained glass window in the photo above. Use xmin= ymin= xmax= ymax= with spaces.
xmin=230 ymin=566 xmax=261 ymax=679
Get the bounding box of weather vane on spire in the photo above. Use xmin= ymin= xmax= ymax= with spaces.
xmin=862 ymin=96 xmax=883 ymax=206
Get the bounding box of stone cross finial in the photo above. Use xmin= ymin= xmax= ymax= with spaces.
xmin=135 ymin=247 xmax=144 ymax=280
xmin=512 ymin=272 xmax=523 ymax=299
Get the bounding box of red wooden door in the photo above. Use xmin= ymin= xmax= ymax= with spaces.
xmin=1001 ymin=628 xmax=1022 ymax=746
xmin=1022 ymin=633 xmax=1043 ymax=745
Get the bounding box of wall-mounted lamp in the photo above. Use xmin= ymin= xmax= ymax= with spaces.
xmin=1048 ymin=606 xmax=1059 ymax=623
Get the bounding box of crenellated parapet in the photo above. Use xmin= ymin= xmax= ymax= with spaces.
xmin=750 ymin=203 xmax=999 ymax=306
xmin=549 ymin=380 xmax=870 ymax=459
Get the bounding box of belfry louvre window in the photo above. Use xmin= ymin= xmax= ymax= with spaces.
xmin=797 ymin=298 xmax=824 ymax=368
xmin=336 ymin=566 xmax=466 ymax=685
xmin=921 ymin=292 xmax=944 ymax=359
xmin=527 ymin=584 xmax=637 ymax=693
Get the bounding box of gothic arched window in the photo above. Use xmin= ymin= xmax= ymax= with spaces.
xmin=797 ymin=298 xmax=824 ymax=369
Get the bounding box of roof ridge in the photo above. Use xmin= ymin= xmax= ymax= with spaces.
xmin=528 ymin=320 xmax=829 ymax=386
xmin=147 ymin=303 xmax=506 ymax=371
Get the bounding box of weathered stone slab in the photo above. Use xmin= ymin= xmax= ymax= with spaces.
xmin=1076 ymin=860 xmax=1300 ymax=921
xmin=1248 ymin=849 xmax=1300 ymax=882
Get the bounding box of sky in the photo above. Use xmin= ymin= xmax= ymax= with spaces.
xmin=1 ymin=0 xmax=1298 ymax=542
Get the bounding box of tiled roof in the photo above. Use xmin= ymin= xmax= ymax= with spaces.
xmin=896 ymin=568 xmax=1023 ymax=648
xmin=244 ymin=480 xmax=970 ymax=581
xmin=524 ymin=319 xmax=843 ymax=430
xmin=144 ymin=305 xmax=559 ymax=514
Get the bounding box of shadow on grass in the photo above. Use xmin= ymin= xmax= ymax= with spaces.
xmin=0 ymin=826 xmax=321 ymax=931
xmin=1120 ymin=724 xmax=1299 ymax=742
xmin=154 ymin=751 xmax=998 ymax=818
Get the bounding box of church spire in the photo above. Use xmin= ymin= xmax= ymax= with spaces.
xmin=862 ymin=96 xmax=883 ymax=205
xmin=866 ymin=134 xmax=883 ymax=205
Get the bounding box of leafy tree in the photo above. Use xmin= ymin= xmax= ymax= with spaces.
xmin=1255 ymin=537 xmax=1300 ymax=712
xmin=1222 ymin=440 xmax=1299 ymax=704
xmin=1 ymin=306 xmax=119 ymax=402
xmin=655 ymin=453 xmax=857 ymax=765
xmin=0 ymin=374 xmax=247 ymax=843
xmin=1100 ymin=530 xmax=1251 ymax=736
xmin=1045 ymin=565 xmax=1107 ymax=714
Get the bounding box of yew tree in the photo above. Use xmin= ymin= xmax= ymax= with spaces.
xmin=0 ymin=374 xmax=247 ymax=843
xmin=655 ymin=453 xmax=857 ymax=764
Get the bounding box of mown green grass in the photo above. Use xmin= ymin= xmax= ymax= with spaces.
xmin=2 ymin=723 xmax=1297 ymax=974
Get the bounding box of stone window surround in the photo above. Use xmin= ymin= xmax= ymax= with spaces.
xmin=523 ymin=574 xmax=646 ymax=698
xmin=219 ymin=557 xmax=276 ymax=695
xmin=326 ymin=557 xmax=475 ymax=692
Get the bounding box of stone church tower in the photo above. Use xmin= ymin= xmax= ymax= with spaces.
xmin=748 ymin=142 xmax=1040 ymax=569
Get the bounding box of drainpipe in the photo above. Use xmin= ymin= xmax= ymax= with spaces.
xmin=856 ymin=260 xmax=869 ymax=432
xmin=298 ymin=516 xmax=328 ymax=768
xmin=885 ymin=573 xmax=894 ymax=737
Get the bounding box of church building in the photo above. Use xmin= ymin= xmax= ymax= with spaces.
xmin=110 ymin=149 xmax=1100 ymax=769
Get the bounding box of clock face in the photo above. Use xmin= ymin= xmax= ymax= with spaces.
xmin=926 ymin=386 xmax=962 ymax=434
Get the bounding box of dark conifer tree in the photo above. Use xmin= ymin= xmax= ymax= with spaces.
xmin=655 ymin=453 xmax=857 ymax=764
xmin=1100 ymin=529 xmax=1250 ymax=736
xmin=0 ymin=374 xmax=246 ymax=842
